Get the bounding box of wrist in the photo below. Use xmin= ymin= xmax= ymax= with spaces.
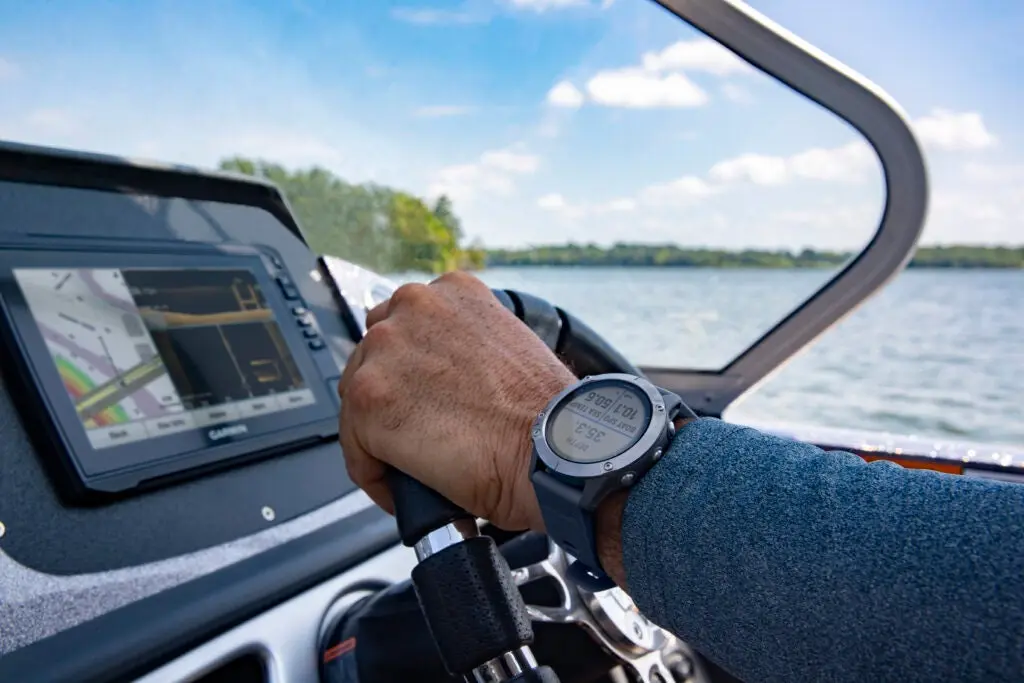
xmin=595 ymin=490 xmax=629 ymax=588
xmin=596 ymin=416 xmax=694 ymax=588
xmin=507 ymin=364 xmax=576 ymax=533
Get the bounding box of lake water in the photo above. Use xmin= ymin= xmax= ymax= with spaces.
xmin=395 ymin=267 xmax=1024 ymax=448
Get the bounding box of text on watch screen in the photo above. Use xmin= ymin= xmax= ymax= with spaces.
xmin=547 ymin=383 xmax=650 ymax=463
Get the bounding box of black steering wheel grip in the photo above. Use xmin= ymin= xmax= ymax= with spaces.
xmin=491 ymin=288 xmax=643 ymax=379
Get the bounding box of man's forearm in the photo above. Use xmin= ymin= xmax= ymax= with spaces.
xmin=613 ymin=418 xmax=1024 ymax=682
xmin=595 ymin=417 xmax=695 ymax=589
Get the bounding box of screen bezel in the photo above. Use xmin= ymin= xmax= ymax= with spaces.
xmin=0 ymin=244 xmax=338 ymax=499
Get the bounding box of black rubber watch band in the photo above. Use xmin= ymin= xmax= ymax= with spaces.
xmin=532 ymin=382 xmax=689 ymax=589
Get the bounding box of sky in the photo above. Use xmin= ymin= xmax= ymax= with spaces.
xmin=0 ymin=0 xmax=1021 ymax=250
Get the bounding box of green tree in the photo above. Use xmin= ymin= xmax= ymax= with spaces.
xmin=432 ymin=194 xmax=463 ymax=242
xmin=219 ymin=157 xmax=471 ymax=274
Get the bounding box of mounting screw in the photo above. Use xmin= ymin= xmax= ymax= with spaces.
xmin=603 ymin=461 xmax=614 ymax=471
xmin=261 ymin=506 xmax=276 ymax=522
xmin=533 ymin=429 xmax=541 ymax=438
xmin=656 ymin=404 xmax=664 ymax=412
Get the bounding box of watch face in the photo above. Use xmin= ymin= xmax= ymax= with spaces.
xmin=546 ymin=380 xmax=652 ymax=463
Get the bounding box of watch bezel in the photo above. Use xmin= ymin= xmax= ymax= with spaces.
xmin=532 ymin=373 xmax=669 ymax=480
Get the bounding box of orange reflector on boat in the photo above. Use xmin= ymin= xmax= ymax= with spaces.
xmin=860 ymin=454 xmax=963 ymax=475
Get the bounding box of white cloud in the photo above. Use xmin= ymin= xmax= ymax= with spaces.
xmin=0 ymin=57 xmax=20 ymax=82
xmin=546 ymin=80 xmax=585 ymax=108
xmin=638 ymin=175 xmax=719 ymax=205
xmin=205 ymin=128 xmax=346 ymax=168
xmin=585 ymin=68 xmax=708 ymax=109
xmin=25 ymin=108 xmax=79 ymax=136
xmin=537 ymin=193 xmax=567 ymax=210
xmin=913 ymin=108 xmax=996 ymax=151
xmin=925 ymin=160 xmax=1024 ymax=244
xmin=480 ymin=149 xmax=540 ymax=173
xmin=506 ymin=0 xmax=587 ymax=9
xmin=548 ymin=38 xmax=750 ymax=111
xmin=963 ymin=161 xmax=1024 ymax=184
xmin=709 ymin=153 xmax=790 ymax=186
xmin=390 ymin=7 xmax=485 ymax=25
xmin=640 ymin=39 xmax=752 ymax=76
xmin=702 ymin=109 xmax=995 ymax=189
xmin=393 ymin=0 xmax=607 ymax=23
xmin=721 ymin=83 xmax=753 ymax=104
xmin=536 ymin=192 xmax=636 ymax=220
xmin=413 ymin=105 xmax=477 ymax=118
xmin=429 ymin=146 xmax=540 ymax=203
xmin=709 ymin=141 xmax=875 ymax=186
xmin=788 ymin=141 xmax=874 ymax=182
xmin=605 ymin=197 xmax=635 ymax=211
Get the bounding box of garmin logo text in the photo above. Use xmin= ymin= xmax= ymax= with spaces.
xmin=208 ymin=424 xmax=248 ymax=441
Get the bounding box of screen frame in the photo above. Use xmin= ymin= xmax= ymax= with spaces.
xmin=535 ymin=373 xmax=667 ymax=479
xmin=0 ymin=242 xmax=339 ymax=501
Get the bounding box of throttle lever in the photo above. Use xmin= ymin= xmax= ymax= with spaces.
xmin=386 ymin=468 xmax=560 ymax=682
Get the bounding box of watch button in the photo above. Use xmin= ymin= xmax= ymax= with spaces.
xmin=620 ymin=472 xmax=636 ymax=486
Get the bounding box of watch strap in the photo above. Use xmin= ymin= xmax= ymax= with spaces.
xmin=531 ymin=469 xmax=601 ymax=570
xmin=533 ymin=384 xmax=690 ymax=583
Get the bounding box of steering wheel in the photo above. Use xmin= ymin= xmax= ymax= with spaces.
xmin=380 ymin=288 xmax=709 ymax=683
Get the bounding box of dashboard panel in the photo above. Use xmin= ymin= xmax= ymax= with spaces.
xmin=0 ymin=143 xmax=395 ymax=670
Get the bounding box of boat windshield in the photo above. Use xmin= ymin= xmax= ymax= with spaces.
xmin=1 ymin=1 xmax=1020 ymax=445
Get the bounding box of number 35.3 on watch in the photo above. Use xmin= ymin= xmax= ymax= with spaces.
xmin=529 ymin=373 xmax=695 ymax=590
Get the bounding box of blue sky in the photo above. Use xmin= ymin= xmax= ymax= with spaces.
xmin=0 ymin=0 xmax=1020 ymax=250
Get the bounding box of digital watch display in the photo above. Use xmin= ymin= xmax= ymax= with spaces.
xmin=545 ymin=380 xmax=651 ymax=463
xmin=530 ymin=373 xmax=695 ymax=590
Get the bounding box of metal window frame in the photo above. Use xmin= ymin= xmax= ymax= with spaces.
xmin=642 ymin=0 xmax=929 ymax=416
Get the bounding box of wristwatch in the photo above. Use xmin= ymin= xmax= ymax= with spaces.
xmin=529 ymin=373 xmax=696 ymax=590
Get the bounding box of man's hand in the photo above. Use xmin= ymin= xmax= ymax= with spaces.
xmin=337 ymin=271 xmax=575 ymax=532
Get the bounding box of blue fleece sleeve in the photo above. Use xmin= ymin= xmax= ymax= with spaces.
xmin=621 ymin=418 xmax=1024 ymax=683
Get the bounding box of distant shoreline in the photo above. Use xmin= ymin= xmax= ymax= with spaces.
xmin=482 ymin=245 xmax=1024 ymax=270
xmin=476 ymin=263 xmax=1022 ymax=270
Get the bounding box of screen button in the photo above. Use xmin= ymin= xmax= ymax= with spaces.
xmin=192 ymin=403 xmax=243 ymax=427
xmin=144 ymin=412 xmax=197 ymax=438
xmin=278 ymin=388 xmax=316 ymax=410
xmin=236 ymin=395 xmax=281 ymax=418
xmin=87 ymin=422 xmax=148 ymax=450
xmin=297 ymin=316 xmax=313 ymax=327
xmin=291 ymin=306 xmax=308 ymax=316
xmin=281 ymin=285 xmax=301 ymax=300
xmin=303 ymin=328 xmax=319 ymax=339
xmin=308 ymin=338 xmax=325 ymax=350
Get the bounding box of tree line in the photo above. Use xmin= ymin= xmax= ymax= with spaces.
xmin=221 ymin=158 xmax=1022 ymax=272
xmin=487 ymin=244 xmax=1024 ymax=269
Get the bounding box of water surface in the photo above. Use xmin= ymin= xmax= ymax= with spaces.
xmin=397 ymin=267 xmax=1024 ymax=447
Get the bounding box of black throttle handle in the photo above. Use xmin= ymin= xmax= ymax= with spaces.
xmin=386 ymin=467 xmax=558 ymax=682
xmin=387 ymin=468 xmax=474 ymax=547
